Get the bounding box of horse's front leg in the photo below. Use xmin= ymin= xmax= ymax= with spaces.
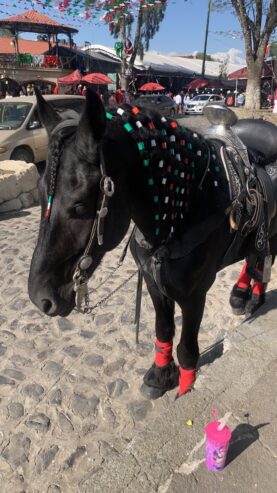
xmin=140 ymin=272 xmax=179 ymax=399
xmin=130 ymin=237 xmax=179 ymax=399
xmin=177 ymin=291 xmax=206 ymax=397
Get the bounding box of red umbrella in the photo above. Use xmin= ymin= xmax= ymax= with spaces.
xmin=139 ymin=82 xmax=165 ymax=91
xmin=228 ymin=62 xmax=273 ymax=80
xmin=58 ymin=69 xmax=82 ymax=84
xmin=82 ymin=73 xmax=114 ymax=84
xmin=187 ymin=78 xmax=209 ymax=90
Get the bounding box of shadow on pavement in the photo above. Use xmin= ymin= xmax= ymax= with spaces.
xmin=198 ymin=339 xmax=224 ymax=369
xmin=244 ymin=288 xmax=277 ymax=323
xmin=226 ymin=422 xmax=269 ymax=466
xmin=0 ymin=210 xmax=31 ymax=221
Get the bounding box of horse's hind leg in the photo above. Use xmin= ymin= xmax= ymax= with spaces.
xmin=177 ymin=291 xmax=206 ymax=397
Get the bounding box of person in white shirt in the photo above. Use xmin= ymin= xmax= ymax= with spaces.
xmin=174 ymin=92 xmax=182 ymax=113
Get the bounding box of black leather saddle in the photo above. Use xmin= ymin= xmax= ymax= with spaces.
xmin=233 ymin=119 xmax=277 ymax=164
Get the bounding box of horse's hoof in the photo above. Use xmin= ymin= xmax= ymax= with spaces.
xmin=229 ymin=284 xmax=251 ymax=315
xmin=245 ymin=293 xmax=265 ymax=316
xmin=140 ymin=383 xmax=168 ymax=400
xmin=141 ymin=360 xmax=179 ymax=400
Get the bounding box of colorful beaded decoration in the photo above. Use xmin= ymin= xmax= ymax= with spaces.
xmin=45 ymin=195 xmax=53 ymax=218
xmin=105 ymin=107 xmax=223 ymax=242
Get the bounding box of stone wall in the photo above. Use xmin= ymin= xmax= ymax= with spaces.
xmin=0 ymin=161 xmax=39 ymax=213
xmin=233 ymin=107 xmax=277 ymax=125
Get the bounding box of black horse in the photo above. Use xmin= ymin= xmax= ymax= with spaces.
xmin=28 ymin=89 xmax=277 ymax=399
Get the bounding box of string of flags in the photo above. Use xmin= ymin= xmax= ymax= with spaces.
xmin=0 ymin=1 xmax=177 ymax=28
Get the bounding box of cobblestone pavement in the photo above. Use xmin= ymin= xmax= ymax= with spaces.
xmin=0 ymin=116 xmax=276 ymax=493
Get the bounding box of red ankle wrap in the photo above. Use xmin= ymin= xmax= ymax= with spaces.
xmin=252 ymin=281 xmax=266 ymax=295
xmin=237 ymin=262 xmax=251 ymax=289
xmin=178 ymin=367 xmax=196 ymax=396
xmin=154 ymin=339 xmax=173 ymax=367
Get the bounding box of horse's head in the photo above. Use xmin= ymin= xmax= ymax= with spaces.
xmin=28 ymin=89 xmax=131 ymax=317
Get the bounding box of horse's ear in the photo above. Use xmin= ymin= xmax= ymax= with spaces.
xmin=78 ymin=88 xmax=106 ymax=141
xmin=34 ymin=87 xmax=61 ymax=135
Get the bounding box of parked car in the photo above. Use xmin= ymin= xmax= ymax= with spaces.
xmin=136 ymin=94 xmax=177 ymax=117
xmin=0 ymin=95 xmax=85 ymax=163
xmin=184 ymin=94 xmax=223 ymax=114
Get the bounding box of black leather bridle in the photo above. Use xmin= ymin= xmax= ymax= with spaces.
xmin=49 ymin=119 xmax=115 ymax=310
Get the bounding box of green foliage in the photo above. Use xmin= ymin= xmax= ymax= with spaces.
xmin=195 ymin=52 xmax=214 ymax=61
xmin=218 ymin=57 xmax=229 ymax=78
xmin=0 ymin=29 xmax=12 ymax=37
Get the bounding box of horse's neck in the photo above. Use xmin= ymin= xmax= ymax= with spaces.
xmin=128 ymin=144 xmax=230 ymax=248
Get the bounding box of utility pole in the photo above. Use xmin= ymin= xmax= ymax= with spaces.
xmin=201 ymin=0 xmax=212 ymax=79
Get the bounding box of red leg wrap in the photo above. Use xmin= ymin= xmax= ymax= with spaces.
xmin=252 ymin=281 xmax=266 ymax=295
xmin=252 ymin=268 xmax=266 ymax=295
xmin=154 ymin=339 xmax=173 ymax=367
xmin=237 ymin=261 xmax=251 ymax=289
xmin=178 ymin=367 xmax=196 ymax=396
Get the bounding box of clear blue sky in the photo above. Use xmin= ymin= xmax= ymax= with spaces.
xmin=3 ymin=0 xmax=245 ymax=56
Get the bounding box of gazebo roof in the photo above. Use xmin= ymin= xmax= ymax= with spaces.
xmin=0 ymin=9 xmax=78 ymax=35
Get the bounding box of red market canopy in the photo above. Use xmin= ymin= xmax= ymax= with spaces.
xmin=228 ymin=63 xmax=273 ymax=80
xmin=82 ymin=72 xmax=114 ymax=84
xmin=58 ymin=69 xmax=83 ymax=84
xmin=139 ymin=82 xmax=165 ymax=91
xmin=187 ymin=78 xmax=209 ymax=90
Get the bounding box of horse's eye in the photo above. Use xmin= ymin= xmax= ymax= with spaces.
xmin=74 ymin=204 xmax=88 ymax=216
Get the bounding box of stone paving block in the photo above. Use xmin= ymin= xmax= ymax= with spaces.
xmin=1 ymin=197 xmax=277 ymax=493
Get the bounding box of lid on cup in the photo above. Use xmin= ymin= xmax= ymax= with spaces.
xmin=205 ymin=420 xmax=232 ymax=444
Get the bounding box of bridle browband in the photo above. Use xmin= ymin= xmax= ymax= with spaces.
xmin=48 ymin=119 xmax=115 ymax=311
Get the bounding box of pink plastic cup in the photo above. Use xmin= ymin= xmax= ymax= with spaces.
xmin=205 ymin=420 xmax=232 ymax=471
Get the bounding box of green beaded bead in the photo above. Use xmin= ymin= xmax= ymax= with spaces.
xmin=154 ymin=195 xmax=159 ymax=203
xmin=143 ymin=159 xmax=149 ymax=167
xmin=215 ymin=165 xmax=220 ymax=172
xmin=106 ymin=112 xmax=113 ymax=120
xmin=174 ymin=169 xmax=178 ymax=176
xmin=155 ymin=227 xmax=160 ymax=236
xmin=155 ymin=213 xmax=160 ymax=221
xmin=170 ymin=148 xmax=175 ymax=156
xmin=137 ymin=142 xmax=145 ymax=151
xmin=148 ymin=178 xmax=154 ymax=186
xmin=124 ymin=122 xmax=133 ymax=132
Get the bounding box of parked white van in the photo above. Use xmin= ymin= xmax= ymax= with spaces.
xmin=0 ymin=95 xmax=85 ymax=163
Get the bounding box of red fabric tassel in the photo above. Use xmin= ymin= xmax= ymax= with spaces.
xmin=154 ymin=339 xmax=173 ymax=367
xmin=237 ymin=261 xmax=251 ymax=289
xmin=178 ymin=367 xmax=196 ymax=397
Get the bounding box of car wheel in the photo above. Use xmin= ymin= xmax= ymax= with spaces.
xmin=11 ymin=147 xmax=34 ymax=163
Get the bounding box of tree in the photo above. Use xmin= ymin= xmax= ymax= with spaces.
xmin=213 ymin=1 xmax=277 ymax=109
xmin=218 ymin=56 xmax=229 ymax=78
xmin=0 ymin=29 xmax=12 ymax=37
xmin=195 ymin=52 xmax=215 ymax=61
xmin=85 ymin=0 xmax=168 ymax=89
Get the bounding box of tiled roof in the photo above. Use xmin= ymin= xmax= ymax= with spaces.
xmin=0 ymin=9 xmax=67 ymax=27
xmin=0 ymin=37 xmax=48 ymax=55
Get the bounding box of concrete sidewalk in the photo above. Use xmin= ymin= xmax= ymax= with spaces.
xmin=80 ymin=291 xmax=277 ymax=493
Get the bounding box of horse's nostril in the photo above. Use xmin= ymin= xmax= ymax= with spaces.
xmin=41 ymin=298 xmax=53 ymax=314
